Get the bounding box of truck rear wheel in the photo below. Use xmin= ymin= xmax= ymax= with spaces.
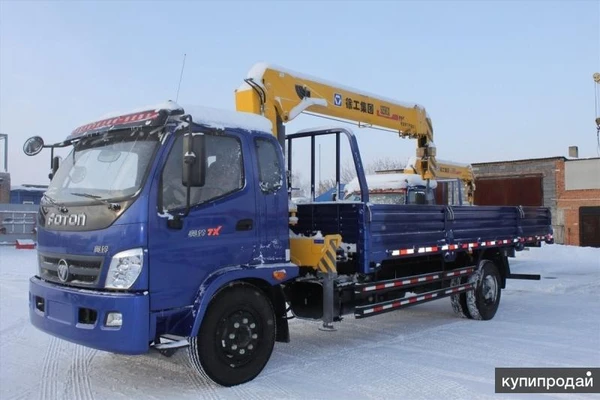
xmin=466 ymin=260 xmax=501 ymax=320
xmin=189 ymin=283 xmax=276 ymax=387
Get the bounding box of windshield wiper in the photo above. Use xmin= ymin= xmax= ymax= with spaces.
xmin=42 ymin=193 xmax=69 ymax=213
xmin=42 ymin=193 xmax=58 ymax=205
xmin=70 ymin=192 xmax=122 ymax=211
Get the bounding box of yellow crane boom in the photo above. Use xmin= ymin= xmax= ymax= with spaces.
xmin=235 ymin=63 xmax=438 ymax=180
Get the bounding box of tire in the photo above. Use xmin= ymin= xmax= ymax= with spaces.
xmin=450 ymin=276 xmax=471 ymax=319
xmin=466 ymin=260 xmax=501 ymax=320
xmin=189 ymin=283 xmax=276 ymax=387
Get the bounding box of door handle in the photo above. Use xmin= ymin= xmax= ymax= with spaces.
xmin=236 ymin=219 xmax=253 ymax=231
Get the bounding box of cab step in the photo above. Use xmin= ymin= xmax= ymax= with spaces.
xmin=154 ymin=334 xmax=189 ymax=350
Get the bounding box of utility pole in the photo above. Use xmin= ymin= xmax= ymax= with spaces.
xmin=0 ymin=133 xmax=7 ymax=172
xmin=594 ymin=73 xmax=600 ymax=156
xmin=594 ymin=72 xmax=600 ymax=126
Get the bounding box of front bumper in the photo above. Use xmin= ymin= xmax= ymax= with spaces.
xmin=29 ymin=276 xmax=150 ymax=354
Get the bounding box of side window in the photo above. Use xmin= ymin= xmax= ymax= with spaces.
xmin=161 ymin=133 xmax=244 ymax=211
xmin=255 ymin=138 xmax=282 ymax=193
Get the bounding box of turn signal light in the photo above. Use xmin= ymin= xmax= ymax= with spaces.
xmin=272 ymin=269 xmax=287 ymax=281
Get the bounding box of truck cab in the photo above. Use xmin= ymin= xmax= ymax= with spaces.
xmin=26 ymin=102 xmax=298 ymax=363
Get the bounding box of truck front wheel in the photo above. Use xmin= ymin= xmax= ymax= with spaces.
xmin=466 ymin=260 xmax=501 ymax=320
xmin=189 ymin=283 xmax=276 ymax=387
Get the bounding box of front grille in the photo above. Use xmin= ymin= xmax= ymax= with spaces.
xmin=39 ymin=253 xmax=104 ymax=287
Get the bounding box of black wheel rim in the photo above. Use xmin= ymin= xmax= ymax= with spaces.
xmin=481 ymin=274 xmax=498 ymax=305
xmin=215 ymin=309 xmax=261 ymax=368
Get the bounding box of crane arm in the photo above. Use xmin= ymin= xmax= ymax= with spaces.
xmin=235 ymin=63 xmax=437 ymax=180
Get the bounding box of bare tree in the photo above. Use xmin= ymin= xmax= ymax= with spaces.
xmin=290 ymin=156 xmax=408 ymax=200
xmin=340 ymin=157 xmax=407 ymax=182
xmin=317 ymin=178 xmax=338 ymax=197
xmin=365 ymin=157 xmax=407 ymax=174
xmin=314 ymin=157 xmax=407 ymax=197
xmin=341 ymin=159 xmax=357 ymax=183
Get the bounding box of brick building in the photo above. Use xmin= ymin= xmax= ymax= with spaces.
xmin=472 ymin=153 xmax=600 ymax=247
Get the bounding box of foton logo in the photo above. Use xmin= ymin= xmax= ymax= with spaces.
xmin=47 ymin=213 xmax=87 ymax=227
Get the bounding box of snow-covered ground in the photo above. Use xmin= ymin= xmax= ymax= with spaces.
xmin=0 ymin=244 xmax=598 ymax=399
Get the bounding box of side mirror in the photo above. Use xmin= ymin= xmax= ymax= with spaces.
xmin=48 ymin=156 xmax=61 ymax=180
xmin=23 ymin=136 xmax=45 ymax=156
xmin=182 ymin=132 xmax=206 ymax=187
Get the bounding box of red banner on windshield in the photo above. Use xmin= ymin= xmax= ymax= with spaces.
xmin=70 ymin=110 xmax=160 ymax=137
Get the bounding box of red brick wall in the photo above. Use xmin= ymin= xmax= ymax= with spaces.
xmin=555 ymin=159 xmax=600 ymax=246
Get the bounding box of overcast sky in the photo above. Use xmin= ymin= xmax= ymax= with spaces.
xmin=1 ymin=0 xmax=599 ymax=186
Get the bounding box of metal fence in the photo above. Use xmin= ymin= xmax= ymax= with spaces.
xmin=0 ymin=203 xmax=39 ymax=244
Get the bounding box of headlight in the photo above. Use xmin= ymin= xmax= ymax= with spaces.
xmin=105 ymin=248 xmax=144 ymax=289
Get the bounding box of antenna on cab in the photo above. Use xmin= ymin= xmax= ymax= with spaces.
xmin=175 ymin=53 xmax=187 ymax=103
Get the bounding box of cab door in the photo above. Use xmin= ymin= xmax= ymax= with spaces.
xmin=148 ymin=131 xmax=258 ymax=312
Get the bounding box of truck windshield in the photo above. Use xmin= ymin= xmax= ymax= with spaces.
xmin=45 ymin=129 xmax=160 ymax=205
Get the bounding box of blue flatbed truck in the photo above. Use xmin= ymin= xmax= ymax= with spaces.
xmin=23 ymin=66 xmax=554 ymax=387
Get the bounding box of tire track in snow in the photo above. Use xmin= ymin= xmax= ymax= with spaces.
xmin=228 ymin=377 xmax=269 ymax=400
xmin=183 ymin=346 xmax=223 ymax=400
xmin=120 ymin=344 xmax=221 ymax=399
xmin=79 ymin=345 xmax=98 ymax=400
xmin=62 ymin=344 xmax=77 ymax=399
xmin=38 ymin=336 xmax=62 ymax=400
xmin=144 ymin=350 xmax=212 ymax=400
xmin=65 ymin=344 xmax=97 ymax=400
xmin=4 ymin=392 xmax=36 ymax=400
